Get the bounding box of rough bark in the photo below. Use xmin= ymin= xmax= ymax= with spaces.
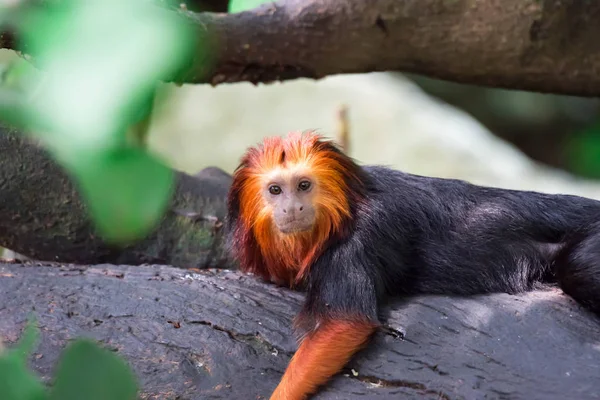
xmin=0 ymin=125 xmax=234 ymax=269
xmin=3 ymin=0 xmax=600 ymax=96
xmin=0 ymin=261 xmax=599 ymax=400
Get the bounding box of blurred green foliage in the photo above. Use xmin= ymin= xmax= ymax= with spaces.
xmin=0 ymin=319 xmax=139 ymax=400
xmin=229 ymin=0 xmax=273 ymax=13
xmin=0 ymin=0 xmax=194 ymax=244
xmin=49 ymin=339 xmax=138 ymax=400
xmin=0 ymin=320 xmax=46 ymax=400
xmin=566 ymin=121 xmax=600 ymax=179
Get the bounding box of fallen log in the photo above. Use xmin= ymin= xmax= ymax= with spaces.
xmin=1 ymin=262 xmax=599 ymax=399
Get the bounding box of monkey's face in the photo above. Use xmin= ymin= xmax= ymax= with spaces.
xmin=262 ymin=168 xmax=317 ymax=235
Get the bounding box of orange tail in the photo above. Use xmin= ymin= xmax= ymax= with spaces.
xmin=270 ymin=318 xmax=377 ymax=400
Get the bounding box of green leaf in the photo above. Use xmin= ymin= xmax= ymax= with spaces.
xmin=0 ymin=320 xmax=47 ymax=400
xmin=71 ymin=146 xmax=174 ymax=244
xmin=0 ymin=0 xmax=196 ymax=244
xmin=49 ymin=339 xmax=138 ymax=400
xmin=0 ymin=357 xmax=48 ymax=400
xmin=0 ymin=59 xmax=37 ymax=92
xmin=229 ymin=0 xmax=274 ymax=13
xmin=19 ymin=0 xmax=194 ymax=149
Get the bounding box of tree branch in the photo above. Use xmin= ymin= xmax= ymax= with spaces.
xmin=3 ymin=0 xmax=600 ymax=96
xmin=0 ymin=125 xmax=233 ymax=268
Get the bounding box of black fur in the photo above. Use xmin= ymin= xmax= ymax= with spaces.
xmin=297 ymin=165 xmax=600 ymax=333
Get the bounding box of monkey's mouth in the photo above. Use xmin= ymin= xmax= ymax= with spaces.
xmin=277 ymin=219 xmax=314 ymax=234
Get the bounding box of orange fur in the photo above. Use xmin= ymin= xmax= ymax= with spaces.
xmin=229 ymin=131 xmax=366 ymax=287
xmin=269 ymin=318 xmax=377 ymax=400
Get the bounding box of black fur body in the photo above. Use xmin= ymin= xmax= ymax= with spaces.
xmin=300 ymin=165 xmax=600 ymax=331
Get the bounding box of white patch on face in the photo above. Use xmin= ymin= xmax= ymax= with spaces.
xmin=260 ymin=164 xmax=318 ymax=235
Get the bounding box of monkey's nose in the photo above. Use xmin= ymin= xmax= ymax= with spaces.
xmin=283 ymin=205 xmax=303 ymax=214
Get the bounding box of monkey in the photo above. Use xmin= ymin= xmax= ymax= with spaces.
xmin=225 ymin=131 xmax=600 ymax=400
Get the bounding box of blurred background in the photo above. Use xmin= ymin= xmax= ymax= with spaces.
xmin=144 ymin=63 xmax=600 ymax=198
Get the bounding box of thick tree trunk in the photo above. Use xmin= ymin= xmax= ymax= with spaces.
xmin=3 ymin=0 xmax=600 ymax=96
xmin=1 ymin=262 xmax=599 ymax=400
xmin=0 ymin=125 xmax=233 ymax=269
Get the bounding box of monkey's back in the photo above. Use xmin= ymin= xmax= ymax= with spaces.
xmin=356 ymin=165 xmax=600 ymax=297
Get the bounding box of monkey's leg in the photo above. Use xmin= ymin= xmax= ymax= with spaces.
xmin=556 ymin=227 xmax=600 ymax=315
xmin=270 ymin=319 xmax=376 ymax=400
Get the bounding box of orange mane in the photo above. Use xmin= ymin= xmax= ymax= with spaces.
xmin=227 ymin=131 xmax=368 ymax=287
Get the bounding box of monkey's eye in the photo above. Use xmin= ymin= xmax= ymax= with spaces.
xmin=298 ymin=180 xmax=311 ymax=191
xmin=269 ymin=185 xmax=282 ymax=195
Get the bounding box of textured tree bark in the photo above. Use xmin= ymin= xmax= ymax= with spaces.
xmin=1 ymin=262 xmax=599 ymax=400
xmin=3 ymin=0 xmax=600 ymax=96
xmin=0 ymin=125 xmax=233 ymax=268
